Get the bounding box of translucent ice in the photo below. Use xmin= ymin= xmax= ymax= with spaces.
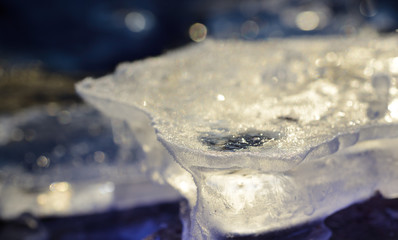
xmin=77 ymin=35 xmax=398 ymax=239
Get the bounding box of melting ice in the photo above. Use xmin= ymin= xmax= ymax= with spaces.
xmin=77 ymin=35 xmax=398 ymax=239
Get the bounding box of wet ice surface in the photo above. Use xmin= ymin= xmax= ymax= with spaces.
xmin=0 ymin=104 xmax=180 ymax=219
xmin=77 ymin=35 xmax=398 ymax=239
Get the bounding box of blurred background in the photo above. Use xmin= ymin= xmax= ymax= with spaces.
xmin=1 ymin=0 xmax=398 ymax=239
xmin=0 ymin=0 xmax=398 ymax=111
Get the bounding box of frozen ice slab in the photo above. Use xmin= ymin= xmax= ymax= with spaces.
xmin=0 ymin=104 xmax=180 ymax=219
xmin=76 ymin=35 xmax=398 ymax=239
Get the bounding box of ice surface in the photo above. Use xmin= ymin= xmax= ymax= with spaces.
xmin=0 ymin=105 xmax=180 ymax=219
xmin=76 ymin=35 xmax=398 ymax=239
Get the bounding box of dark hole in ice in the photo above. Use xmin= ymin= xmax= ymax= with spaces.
xmin=277 ymin=116 xmax=299 ymax=122
xmin=200 ymin=131 xmax=278 ymax=151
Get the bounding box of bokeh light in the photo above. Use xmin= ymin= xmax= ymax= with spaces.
xmin=296 ymin=11 xmax=320 ymax=31
xmin=125 ymin=11 xmax=147 ymax=32
xmin=189 ymin=23 xmax=207 ymax=42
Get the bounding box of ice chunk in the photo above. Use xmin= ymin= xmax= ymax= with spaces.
xmin=76 ymin=35 xmax=398 ymax=239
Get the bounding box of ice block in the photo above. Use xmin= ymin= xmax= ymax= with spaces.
xmin=76 ymin=35 xmax=398 ymax=239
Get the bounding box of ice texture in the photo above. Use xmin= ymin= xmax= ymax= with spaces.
xmin=76 ymin=35 xmax=398 ymax=239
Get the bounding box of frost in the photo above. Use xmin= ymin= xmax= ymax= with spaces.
xmin=76 ymin=35 xmax=398 ymax=239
